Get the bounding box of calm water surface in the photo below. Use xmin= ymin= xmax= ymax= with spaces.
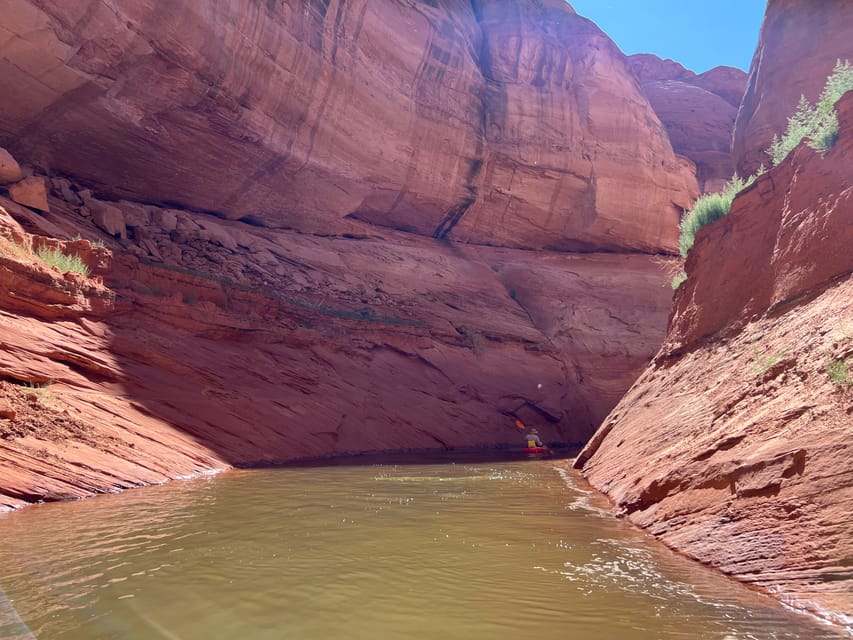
xmin=0 ymin=456 xmax=845 ymax=639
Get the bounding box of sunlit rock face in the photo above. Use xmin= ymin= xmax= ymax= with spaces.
xmin=732 ymin=0 xmax=853 ymax=175
xmin=576 ymin=94 xmax=853 ymax=630
xmin=628 ymin=54 xmax=747 ymax=193
xmin=448 ymin=2 xmax=698 ymax=253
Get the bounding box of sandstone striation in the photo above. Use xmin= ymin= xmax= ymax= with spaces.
xmin=0 ymin=0 xmax=695 ymax=252
xmin=732 ymin=0 xmax=853 ymax=175
xmin=576 ymin=94 xmax=853 ymax=629
xmin=629 ymin=55 xmax=747 ymax=193
xmin=448 ymin=3 xmax=697 ymax=252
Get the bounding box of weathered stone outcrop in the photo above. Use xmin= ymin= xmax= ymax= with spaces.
xmin=733 ymin=0 xmax=853 ymax=175
xmin=0 ymin=0 xmax=695 ymax=252
xmin=575 ymin=94 xmax=853 ymax=629
xmin=629 ymin=54 xmax=747 ymax=193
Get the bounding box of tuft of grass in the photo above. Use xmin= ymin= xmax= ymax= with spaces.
xmin=678 ymin=174 xmax=756 ymax=258
xmin=36 ymin=246 xmax=90 ymax=276
xmin=671 ymin=270 xmax=687 ymax=290
xmin=768 ymin=60 xmax=853 ymax=165
xmin=752 ymin=348 xmax=787 ymax=375
xmin=826 ymin=358 xmax=851 ymax=386
xmin=72 ymin=234 xmax=105 ymax=248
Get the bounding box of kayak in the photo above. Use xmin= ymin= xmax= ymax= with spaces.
xmin=523 ymin=446 xmax=548 ymax=454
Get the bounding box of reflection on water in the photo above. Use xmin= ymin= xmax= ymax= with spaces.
xmin=0 ymin=457 xmax=845 ymax=639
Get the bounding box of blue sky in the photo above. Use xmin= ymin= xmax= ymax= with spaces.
xmin=568 ymin=0 xmax=766 ymax=73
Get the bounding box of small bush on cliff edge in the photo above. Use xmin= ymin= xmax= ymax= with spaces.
xmin=36 ymin=247 xmax=90 ymax=276
xmin=768 ymin=60 xmax=853 ymax=165
xmin=678 ymin=174 xmax=756 ymax=258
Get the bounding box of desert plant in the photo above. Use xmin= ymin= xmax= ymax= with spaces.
xmin=768 ymin=60 xmax=853 ymax=164
xmin=36 ymin=246 xmax=90 ymax=276
xmin=826 ymin=358 xmax=851 ymax=386
xmin=752 ymin=348 xmax=787 ymax=375
xmin=678 ymin=174 xmax=756 ymax=258
xmin=671 ymin=270 xmax=687 ymax=290
xmin=72 ymin=234 xmax=105 ymax=248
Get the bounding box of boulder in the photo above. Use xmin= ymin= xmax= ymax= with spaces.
xmin=0 ymin=402 xmax=15 ymax=420
xmin=50 ymin=176 xmax=82 ymax=205
xmin=116 ymin=200 xmax=152 ymax=228
xmin=0 ymin=147 xmax=22 ymax=184
xmin=8 ymin=176 xmax=49 ymax=211
xmin=87 ymin=198 xmax=127 ymax=238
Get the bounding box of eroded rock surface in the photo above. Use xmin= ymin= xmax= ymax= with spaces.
xmin=0 ymin=0 xmax=695 ymax=252
xmin=629 ymin=54 xmax=747 ymax=192
xmin=575 ymin=95 xmax=853 ymax=629
xmin=732 ymin=0 xmax=853 ymax=175
xmin=0 ymin=175 xmax=677 ymax=510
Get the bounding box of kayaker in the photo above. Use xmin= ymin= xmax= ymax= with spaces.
xmin=525 ymin=428 xmax=543 ymax=448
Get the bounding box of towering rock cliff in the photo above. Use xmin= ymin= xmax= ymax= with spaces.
xmin=0 ymin=0 xmax=694 ymax=508
xmin=452 ymin=2 xmax=696 ymax=252
xmin=629 ymin=54 xmax=747 ymax=193
xmin=732 ymin=0 xmax=853 ymax=175
xmin=0 ymin=0 xmax=695 ymax=247
xmin=576 ymin=88 xmax=853 ymax=633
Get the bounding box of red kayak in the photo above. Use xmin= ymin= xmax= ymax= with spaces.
xmin=523 ymin=446 xmax=548 ymax=454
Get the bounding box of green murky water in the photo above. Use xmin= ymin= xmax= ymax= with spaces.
xmin=0 ymin=456 xmax=844 ymax=639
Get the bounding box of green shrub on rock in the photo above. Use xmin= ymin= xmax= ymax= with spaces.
xmin=826 ymin=358 xmax=851 ymax=386
xmin=36 ymin=247 xmax=90 ymax=276
xmin=768 ymin=59 xmax=853 ymax=165
xmin=678 ymin=174 xmax=755 ymax=258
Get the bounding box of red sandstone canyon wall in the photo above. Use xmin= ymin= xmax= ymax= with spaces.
xmin=629 ymin=54 xmax=747 ymax=193
xmin=0 ymin=173 xmax=677 ymax=510
xmin=450 ymin=2 xmax=697 ymax=252
xmin=575 ymin=93 xmax=853 ymax=630
xmin=732 ymin=0 xmax=853 ymax=176
xmin=0 ymin=0 xmax=693 ymax=511
xmin=0 ymin=0 xmax=695 ymax=250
